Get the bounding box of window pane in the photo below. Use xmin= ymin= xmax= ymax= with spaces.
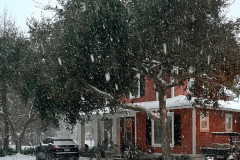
xmin=154 ymin=123 xmax=161 ymax=144
xmin=226 ymin=116 xmax=232 ymax=130
xmin=154 ymin=116 xmax=173 ymax=144
xmin=202 ymin=121 xmax=207 ymax=129
xmin=201 ymin=116 xmax=207 ymax=129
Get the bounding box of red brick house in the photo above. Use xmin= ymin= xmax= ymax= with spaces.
xmin=79 ymin=76 xmax=240 ymax=157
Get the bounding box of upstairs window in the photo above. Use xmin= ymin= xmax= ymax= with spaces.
xmin=225 ymin=113 xmax=233 ymax=131
xmin=130 ymin=74 xmax=145 ymax=99
xmin=187 ymin=78 xmax=194 ymax=94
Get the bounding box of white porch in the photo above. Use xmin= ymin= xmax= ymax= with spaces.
xmin=77 ymin=111 xmax=137 ymax=152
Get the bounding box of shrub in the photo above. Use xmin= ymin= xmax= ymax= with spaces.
xmin=0 ymin=147 xmax=17 ymax=157
xmin=21 ymin=147 xmax=36 ymax=156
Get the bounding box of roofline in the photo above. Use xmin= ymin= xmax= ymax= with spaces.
xmin=149 ymin=105 xmax=240 ymax=113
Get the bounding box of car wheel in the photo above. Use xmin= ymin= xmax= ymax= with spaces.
xmin=36 ymin=152 xmax=43 ymax=160
xmin=45 ymin=153 xmax=51 ymax=160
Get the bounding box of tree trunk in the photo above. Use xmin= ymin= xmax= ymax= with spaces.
xmin=15 ymin=138 xmax=22 ymax=153
xmin=1 ymin=82 xmax=9 ymax=149
xmin=154 ymin=77 xmax=172 ymax=160
xmin=3 ymin=120 xmax=9 ymax=149
xmin=158 ymin=91 xmax=172 ymax=160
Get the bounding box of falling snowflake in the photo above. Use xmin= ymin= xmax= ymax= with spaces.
xmin=105 ymin=72 xmax=110 ymax=81
xmin=58 ymin=57 xmax=62 ymax=65
xmin=90 ymin=54 xmax=94 ymax=62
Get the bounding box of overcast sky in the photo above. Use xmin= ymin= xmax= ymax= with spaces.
xmin=0 ymin=0 xmax=55 ymax=32
xmin=0 ymin=0 xmax=240 ymax=32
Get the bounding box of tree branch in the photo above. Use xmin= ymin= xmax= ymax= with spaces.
xmin=118 ymin=103 xmax=160 ymax=123
xmin=80 ymin=79 xmax=114 ymax=100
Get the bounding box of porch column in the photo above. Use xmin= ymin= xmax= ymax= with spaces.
xmin=101 ymin=120 xmax=105 ymax=142
xmin=97 ymin=119 xmax=102 ymax=145
xmin=192 ymin=108 xmax=196 ymax=155
xmin=135 ymin=112 xmax=137 ymax=144
xmin=93 ymin=118 xmax=98 ymax=147
xmin=77 ymin=122 xmax=85 ymax=149
xmin=112 ymin=117 xmax=117 ymax=144
xmin=116 ymin=118 xmax=121 ymax=152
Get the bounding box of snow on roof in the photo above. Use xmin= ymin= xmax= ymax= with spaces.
xmin=129 ymin=95 xmax=240 ymax=112
xmin=224 ymin=88 xmax=237 ymax=97
xmin=129 ymin=95 xmax=193 ymax=111
xmin=218 ymin=100 xmax=240 ymax=112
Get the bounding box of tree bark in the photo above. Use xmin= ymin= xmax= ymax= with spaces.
xmin=3 ymin=120 xmax=9 ymax=149
xmin=154 ymin=78 xmax=172 ymax=160
xmin=15 ymin=139 xmax=21 ymax=153
xmin=13 ymin=114 xmax=38 ymax=153
xmin=1 ymin=82 xmax=10 ymax=149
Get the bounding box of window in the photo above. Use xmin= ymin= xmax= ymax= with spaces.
xmin=146 ymin=118 xmax=152 ymax=145
xmin=200 ymin=112 xmax=209 ymax=132
xmin=187 ymin=78 xmax=194 ymax=94
xmin=130 ymin=74 xmax=145 ymax=99
xmin=151 ymin=112 xmax=174 ymax=147
xmin=174 ymin=114 xmax=181 ymax=146
xmin=225 ymin=113 xmax=233 ymax=131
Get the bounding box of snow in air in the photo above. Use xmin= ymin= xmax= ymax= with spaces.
xmin=90 ymin=54 xmax=94 ymax=62
xmin=58 ymin=57 xmax=62 ymax=65
xmin=163 ymin=43 xmax=167 ymax=54
xmin=115 ymin=84 xmax=119 ymax=90
xmin=105 ymin=72 xmax=110 ymax=81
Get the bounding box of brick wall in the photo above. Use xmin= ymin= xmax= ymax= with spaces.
xmin=124 ymin=77 xmax=188 ymax=103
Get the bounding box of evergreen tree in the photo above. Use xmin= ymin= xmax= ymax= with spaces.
xmin=0 ymin=11 xmax=45 ymax=152
xmin=28 ymin=0 xmax=240 ymax=159
xmin=0 ymin=11 xmax=22 ymax=149
xmin=127 ymin=0 xmax=240 ymax=159
xmin=28 ymin=0 xmax=137 ymax=124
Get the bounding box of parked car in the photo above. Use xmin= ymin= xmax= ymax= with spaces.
xmin=36 ymin=137 xmax=80 ymax=160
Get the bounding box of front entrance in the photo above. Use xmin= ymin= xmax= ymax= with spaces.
xmin=120 ymin=117 xmax=135 ymax=151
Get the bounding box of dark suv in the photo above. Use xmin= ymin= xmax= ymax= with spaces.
xmin=36 ymin=137 xmax=80 ymax=160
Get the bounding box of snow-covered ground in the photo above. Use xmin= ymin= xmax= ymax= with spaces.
xmin=0 ymin=154 xmax=90 ymax=160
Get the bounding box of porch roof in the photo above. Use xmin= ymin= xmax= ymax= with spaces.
xmin=129 ymin=95 xmax=192 ymax=111
xmin=129 ymin=95 xmax=240 ymax=112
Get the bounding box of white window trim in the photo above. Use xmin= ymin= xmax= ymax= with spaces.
xmin=200 ymin=112 xmax=209 ymax=132
xmin=151 ymin=112 xmax=174 ymax=147
xmin=129 ymin=74 xmax=140 ymax=99
xmin=156 ymin=92 xmax=159 ymax=101
xmin=225 ymin=113 xmax=233 ymax=131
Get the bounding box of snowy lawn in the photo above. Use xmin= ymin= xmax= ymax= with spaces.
xmin=0 ymin=154 xmax=90 ymax=160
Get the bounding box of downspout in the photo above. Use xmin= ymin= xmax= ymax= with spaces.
xmin=135 ymin=112 xmax=137 ymax=144
xmin=171 ymin=78 xmax=175 ymax=98
xmin=192 ymin=108 xmax=196 ymax=155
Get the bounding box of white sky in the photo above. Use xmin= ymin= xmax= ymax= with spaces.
xmin=0 ymin=0 xmax=240 ymax=32
xmin=0 ymin=0 xmax=56 ymax=32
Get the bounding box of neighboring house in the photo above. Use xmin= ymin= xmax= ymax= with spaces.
xmin=78 ymin=76 xmax=240 ymax=157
